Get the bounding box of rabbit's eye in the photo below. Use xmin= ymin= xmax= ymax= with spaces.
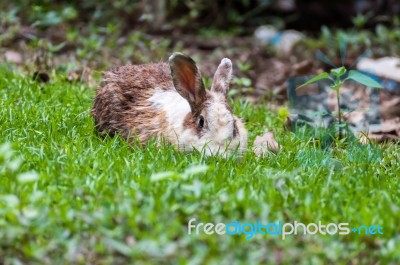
xmin=198 ymin=115 xmax=205 ymax=128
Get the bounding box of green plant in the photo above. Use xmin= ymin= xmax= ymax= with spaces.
xmin=236 ymin=60 xmax=253 ymax=73
xmin=352 ymin=14 xmax=370 ymax=29
xmin=230 ymin=76 xmax=253 ymax=97
xmin=297 ymin=66 xmax=382 ymax=138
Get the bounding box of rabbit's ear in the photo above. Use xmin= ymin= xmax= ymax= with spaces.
xmin=211 ymin=58 xmax=232 ymax=95
xmin=169 ymin=53 xmax=206 ymax=113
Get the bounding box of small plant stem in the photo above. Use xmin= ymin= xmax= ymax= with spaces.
xmin=336 ymin=88 xmax=342 ymax=139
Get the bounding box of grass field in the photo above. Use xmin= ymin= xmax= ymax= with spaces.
xmin=1 ymin=64 xmax=400 ymax=264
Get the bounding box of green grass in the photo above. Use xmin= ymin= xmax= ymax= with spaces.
xmin=1 ymin=64 xmax=399 ymax=265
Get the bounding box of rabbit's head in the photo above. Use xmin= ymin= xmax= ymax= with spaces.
xmin=168 ymin=53 xmax=248 ymax=156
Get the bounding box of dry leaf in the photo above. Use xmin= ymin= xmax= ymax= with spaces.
xmin=253 ymin=131 xmax=280 ymax=157
xmin=4 ymin=50 xmax=22 ymax=64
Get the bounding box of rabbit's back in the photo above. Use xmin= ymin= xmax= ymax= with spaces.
xmin=92 ymin=62 xmax=172 ymax=140
xmin=102 ymin=62 xmax=173 ymax=91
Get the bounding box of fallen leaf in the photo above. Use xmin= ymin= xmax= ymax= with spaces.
xmin=253 ymin=131 xmax=280 ymax=157
xmin=4 ymin=50 xmax=22 ymax=64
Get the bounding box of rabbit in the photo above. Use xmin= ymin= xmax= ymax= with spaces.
xmin=91 ymin=52 xmax=248 ymax=156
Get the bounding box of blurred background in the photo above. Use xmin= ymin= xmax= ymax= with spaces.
xmin=1 ymin=0 xmax=399 ymax=105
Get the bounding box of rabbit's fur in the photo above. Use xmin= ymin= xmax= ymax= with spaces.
xmin=92 ymin=53 xmax=247 ymax=156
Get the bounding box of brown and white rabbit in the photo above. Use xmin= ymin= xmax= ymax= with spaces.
xmin=91 ymin=52 xmax=248 ymax=156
